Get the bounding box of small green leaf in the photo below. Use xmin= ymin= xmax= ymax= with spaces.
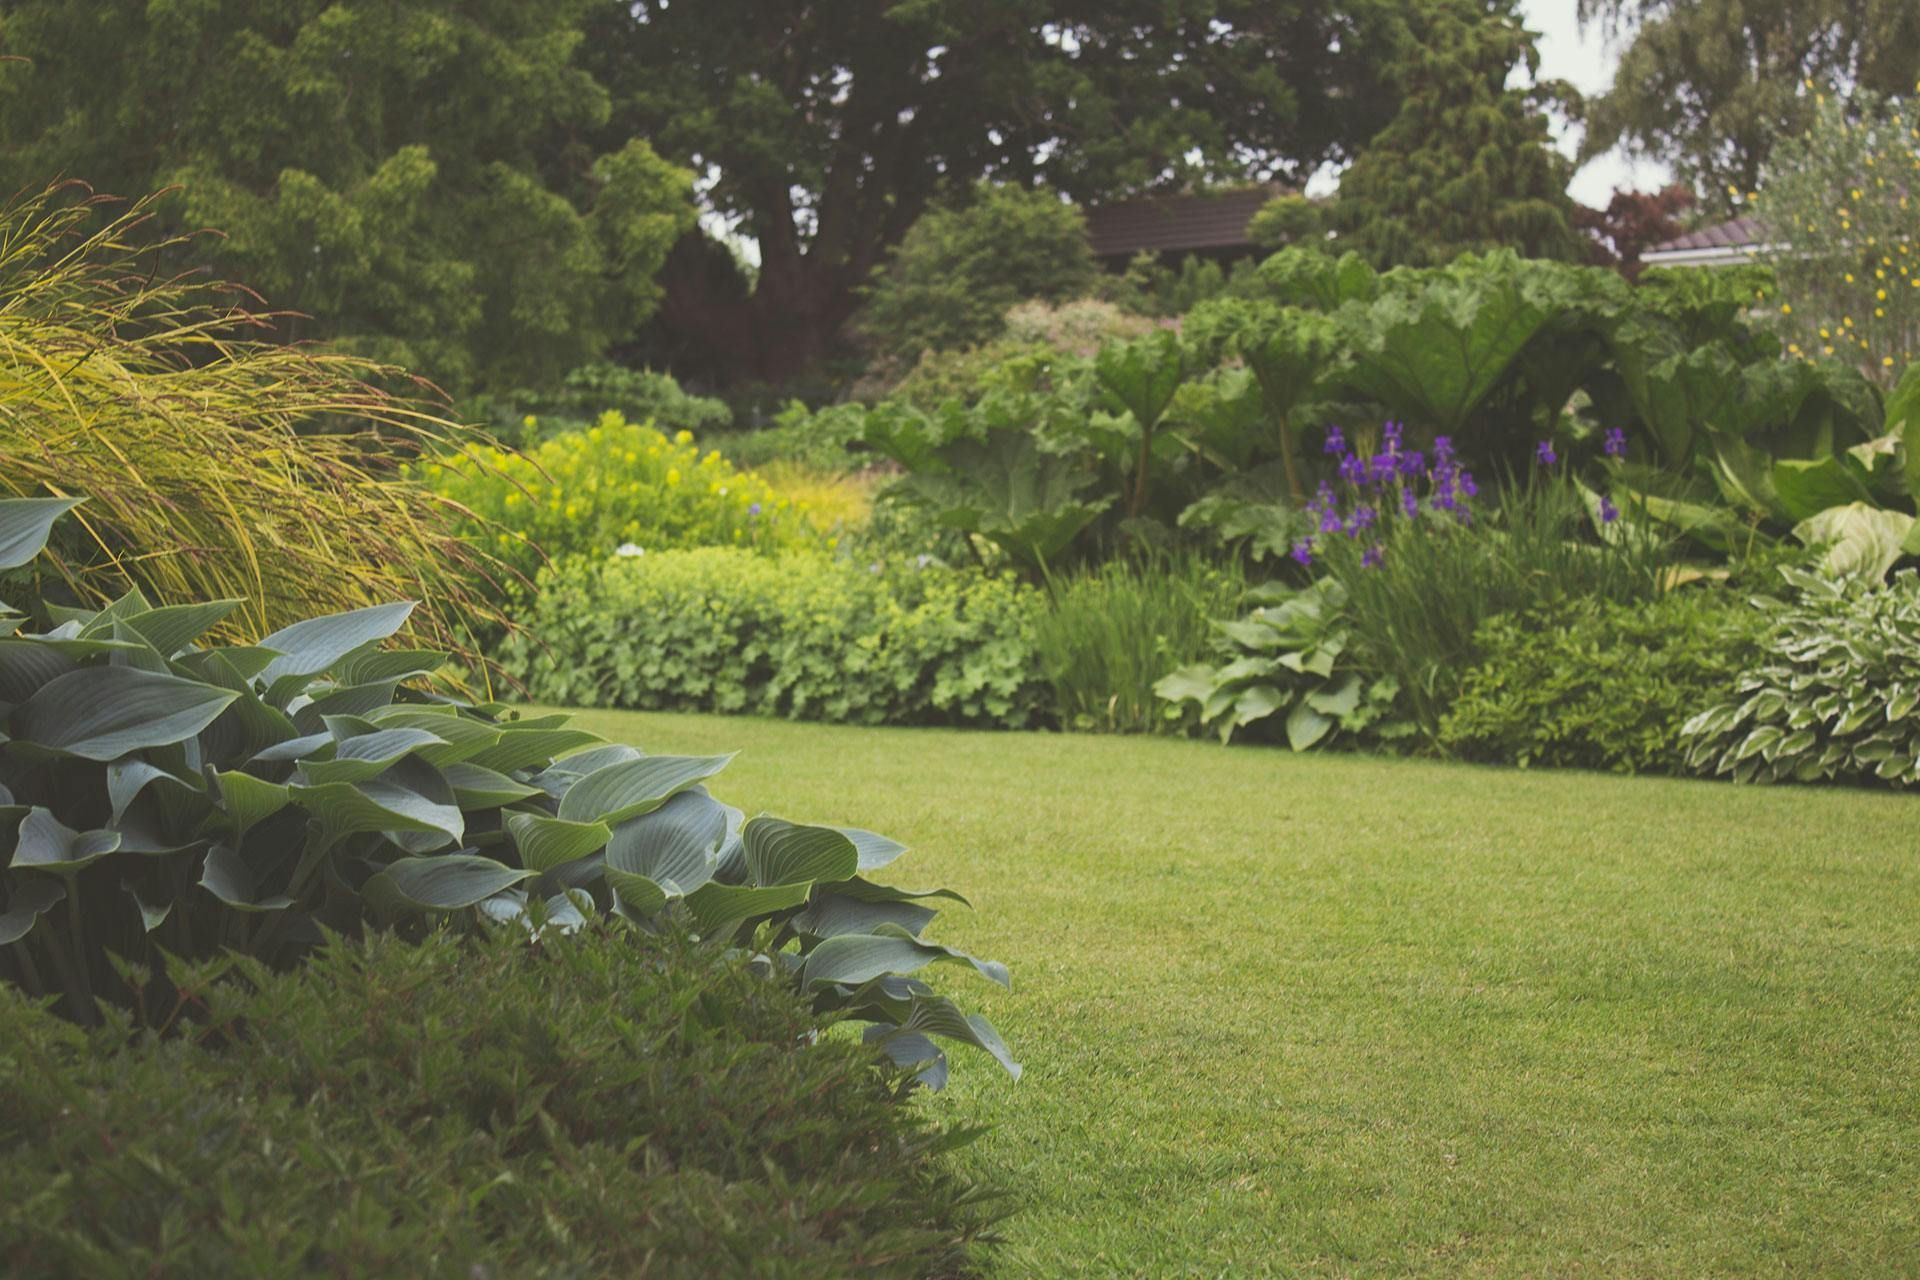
xmin=0 ymin=874 xmax=64 ymax=944
xmin=10 ymin=808 xmax=121 ymax=872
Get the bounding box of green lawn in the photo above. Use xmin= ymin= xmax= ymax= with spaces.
xmin=563 ymin=708 xmax=1920 ymax=1277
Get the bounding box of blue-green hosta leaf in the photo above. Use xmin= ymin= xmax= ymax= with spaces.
xmin=250 ymin=731 xmax=334 ymax=765
xmin=1154 ymin=664 xmax=1218 ymax=707
xmin=209 ymin=770 xmax=291 ymax=839
xmin=529 ymin=743 xmax=644 ymax=797
xmin=0 ymin=874 xmax=64 ymax=944
xmin=10 ymin=808 xmax=121 ymax=872
xmin=834 ymin=877 xmax=971 ymax=909
xmin=556 ymin=754 xmax=735 ymax=826
xmin=467 ymin=727 xmax=604 ymax=774
xmin=106 ymin=759 xmax=204 ymax=827
xmin=199 ymin=688 xmax=301 ymax=765
xmin=843 ymin=827 xmax=909 ymax=872
xmin=123 ymin=880 xmax=172 ymax=933
xmin=365 ymin=707 xmax=501 ymax=765
xmin=197 ymin=844 xmax=295 ymax=912
xmin=442 ymin=762 xmax=540 ymax=809
xmin=1305 ymin=673 xmax=1362 ymax=719
xmin=290 ymin=775 xmax=463 ymax=848
xmin=290 ymin=680 xmax=402 ymax=736
xmin=0 ymin=497 xmax=83 ymax=569
xmin=179 ymin=646 xmax=282 ymax=685
xmin=870 ymin=994 xmax=1021 ymax=1082
xmin=0 ymin=639 xmax=77 ymax=703
xmin=683 ymin=880 xmax=812 ymax=932
xmin=364 ymin=854 xmax=532 ymax=914
xmin=743 ymin=817 xmax=858 ymax=887
xmin=121 ymin=600 xmax=244 ymax=658
xmin=297 ymin=728 xmax=446 ymax=785
xmin=799 ymin=926 xmax=1010 ymax=991
xmin=14 ymin=671 xmax=236 ymax=759
xmin=790 ymin=890 xmax=937 ymax=939
xmin=257 ymin=602 xmax=415 ymax=692
xmin=605 ymin=789 xmax=725 ymax=896
xmin=506 ymin=812 xmax=612 ymax=873
xmin=334 ymin=647 xmax=447 ymax=685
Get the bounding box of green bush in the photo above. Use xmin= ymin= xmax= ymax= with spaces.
xmin=1439 ymin=590 xmax=1770 ymax=773
xmin=415 ymin=413 xmax=820 ymax=586
xmin=1033 ymin=553 xmax=1248 ymax=734
xmin=504 ymin=549 xmax=1047 ymax=729
xmin=0 ymin=499 xmax=1016 ymax=1078
xmin=474 ymin=363 xmax=733 ymax=446
xmin=0 ymin=927 xmax=1001 ymax=1278
xmin=1683 ymin=568 xmax=1920 ymax=786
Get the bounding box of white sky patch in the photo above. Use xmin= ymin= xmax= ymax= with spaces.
xmin=1519 ymin=0 xmax=1672 ymax=205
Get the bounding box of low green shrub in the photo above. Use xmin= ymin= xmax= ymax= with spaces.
xmin=1683 ymin=568 xmax=1920 ymax=786
xmin=503 ymin=549 xmax=1046 ymax=729
xmin=1439 ymin=590 xmax=1769 ymax=773
xmin=1033 ymin=553 xmax=1248 ymax=734
xmin=716 ymin=399 xmax=870 ymax=471
xmin=1155 ymin=578 xmax=1413 ymax=749
xmin=0 ymin=499 xmax=1016 ymax=1080
xmin=415 ymin=412 xmax=820 ymax=585
xmin=471 ymin=362 xmax=733 ymax=446
xmin=0 ymin=927 xmax=1001 ymax=1278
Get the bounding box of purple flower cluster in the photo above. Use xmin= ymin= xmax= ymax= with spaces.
xmin=1297 ymin=421 xmax=1482 ymax=571
xmin=1603 ymin=427 xmax=1627 ymax=460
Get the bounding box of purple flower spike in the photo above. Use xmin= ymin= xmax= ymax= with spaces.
xmin=748 ymin=502 xmax=762 ymax=517
xmin=1459 ymin=472 xmax=1478 ymax=498
xmin=1290 ymin=539 xmax=1314 ymax=567
xmin=1339 ymin=453 xmax=1366 ymax=487
xmin=1399 ymin=487 xmax=1418 ymax=518
xmin=1433 ymin=435 xmax=1455 ymax=462
xmin=1324 ymin=425 xmax=1346 ymax=456
xmin=1603 ymin=427 xmax=1627 ymax=459
xmin=1599 ymin=496 xmax=1620 ymax=524
xmin=1320 ymin=507 xmax=1345 ymax=534
xmin=1535 ymin=440 xmax=1558 ymax=467
xmin=1362 ymin=543 xmax=1385 ymax=569
xmin=1399 ymin=449 xmax=1425 ymax=479
xmin=1382 ymin=420 xmax=1404 ymax=453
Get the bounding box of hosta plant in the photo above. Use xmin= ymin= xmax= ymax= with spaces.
xmin=0 ymin=498 xmax=1014 ymax=1084
xmin=1154 ymin=578 xmax=1411 ymax=749
xmin=1682 ymin=567 xmax=1920 ymax=787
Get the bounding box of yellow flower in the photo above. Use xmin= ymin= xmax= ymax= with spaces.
xmin=1884 ymin=356 xmax=1897 ymax=367
xmin=1824 ymin=345 xmax=1836 ymax=355
xmin=564 ymin=503 xmax=579 ymax=520
xmin=624 ymin=451 xmax=638 ymax=465
xmin=666 ymin=468 xmax=681 ymax=486
xmin=674 ymin=430 xmax=693 ymax=445
xmin=1779 ymin=303 xmax=1792 ymax=315
xmin=1878 ymin=289 xmax=1888 ymax=300
xmin=1820 ymin=327 xmax=1831 ymax=338
xmin=503 ymin=493 xmax=520 ymax=507
xmin=1845 ymin=273 xmax=1856 ymax=283
xmin=522 ymin=415 xmax=538 ymax=430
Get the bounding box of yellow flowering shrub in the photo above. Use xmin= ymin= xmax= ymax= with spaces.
xmin=414 ymin=412 xmax=818 ymax=584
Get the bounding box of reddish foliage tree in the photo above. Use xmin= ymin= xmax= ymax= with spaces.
xmin=1576 ymin=184 xmax=1696 ymax=280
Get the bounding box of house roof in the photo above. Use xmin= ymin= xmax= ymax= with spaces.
xmin=1082 ymin=184 xmax=1288 ymax=258
xmin=1641 ymin=216 xmax=1769 ymax=266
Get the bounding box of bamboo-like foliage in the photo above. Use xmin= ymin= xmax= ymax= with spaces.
xmin=0 ymin=183 xmax=516 ymax=663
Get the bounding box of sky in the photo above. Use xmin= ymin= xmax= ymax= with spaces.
xmin=1519 ymin=0 xmax=1674 ymax=205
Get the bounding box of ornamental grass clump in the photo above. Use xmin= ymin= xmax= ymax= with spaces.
xmin=0 ymin=183 xmax=514 ymax=661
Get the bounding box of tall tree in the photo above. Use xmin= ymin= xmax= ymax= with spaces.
xmin=0 ymin=0 xmax=695 ymax=392
xmin=1321 ymin=0 xmax=1582 ymax=269
xmin=1578 ymin=0 xmax=1920 ymax=216
xmin=581 ymin=1 xmax=1408 ymax=386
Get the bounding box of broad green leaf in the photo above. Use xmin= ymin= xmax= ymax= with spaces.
xmin=1305 ymin=673 xmax=1362 ymax=719
xmin=1792 ymin=503 xmax=1915 ymax=582
xmin=743 ymin=817 xmax=859 ymax=887
xmin=467 ymin=727 xmax=603 ymax=774
xmin=0 ymin=874 xmax=64 ymax=944
xmin=297 ymin=728 xmax=446 ymax=785
xmin=506 ymin=812 xmax=611 ymax=873
xmin=258 ymin=602 xmax=415 ymax=694
xmin=210 ymin=770 xmax=292 ymax=838
xmin=800 ymin=927 xmax=1010 ymax=990
xmin=197 ymin=844 xmax=295 ymax=913
xmin=791 ymin=891 xmax=937 ymax=939
xmin=122 ymin=600 xmax=243 ymax=657
xmin=442 ymin=761 xmax=540 ymax=809
xmin=606 ymin=867 xmax=668 ymax=917
xmin=290 ymin=773 xmax=463 ymax=847
xmin=1095 ymin=330 xmax=1187 ymax=430
xmin=14 ymin=667 xmax=237 ymax=761
xmin=843 ymin=827 xmax=908 ymax=872
xmin=106 ymin=758 xmax=203 ymax=827
xmin=10 ymin=807 xmax=121 ymax=872
xmin=556 ymin=754 xmax=734 ymax=826
xmin=1771 ymin=456 xmax=1873 ymax=522
xmin=0 ymin=639 xmax=77 ymax=703
xmin=871 ymin=993 xmax=1022 ymax=1081
xmin=605 ymin=789 xmax=725 ymax=895
xmin=123 ymin=880 xmax=172 ymax=933
xmin=365 ymin=707 xmax=500 ymax=764
xmin=334 ymin=647 xmax=447 ymax=685
xmin=683 ymin=880 xmax=811 ymax=932
xmin=364 ymin=854 xmax=532 ymax=914
xmin=1285 ymin=698 xmax=1333 ymax=751
xmin=833 ymin=877 xmax=971 ymax=909
xmin=0 ymin=497 xmax=82 ymax=569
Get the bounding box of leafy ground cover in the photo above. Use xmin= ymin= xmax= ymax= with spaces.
xmin=568 ymin=707 xmax=1920 ymax=1276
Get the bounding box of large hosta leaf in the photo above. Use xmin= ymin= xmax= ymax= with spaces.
xmin=442 ymin=762 xmax=540 ymax=809
xmin=743 ymin=817 xmax=859 ymax=887
xmin=198 ymin=844 xmax=295 ymax=912
xmin=209 ymin=769 xmax=291 ymax=838
xmin=297 ymin=727 xmax=446 ymax=785
xmin=363 ymin=854 xmax=532 ymax=914
xmin=505 ymin=812 xmax=611 ymax=874
xmin=790 ymin=890 xmax=938 ymax=939
xmin=605 ymin=789 xmax=725 ymax=897
xmin=0 ymin=497 xmax=83 ymax=570
xmin=0 ymin=874 xmax=64 ymax=944
xmin=800 ymin=926 xmax=1010 ymax=990
xmin=258 ymin=602 xmax=415 ymax=691
xmin=1793 ymin=503 xmax=1915 ymax=582
xmin=14 ymin=667 xmax=237 ymax=760
xmin=865 ymin=994 xmax=1022 ymax=1082
xmin=9 ymin=807 xmax=121 ymax=872
xmin=683 ymin=880 xmax=812 ymax=932
xmin=291 ymin=772 xmax=463 ymax=847
xmin=556 ymin=754 xmax=734 ymax=826
xmin=468 ymin=727 xmax=604 ymax=774
xmin=122 ymin=600 xmax=243 ymax=658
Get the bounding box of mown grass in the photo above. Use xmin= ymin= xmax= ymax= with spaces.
xmin=563 ymin=708 xmax=1920 ymax=1277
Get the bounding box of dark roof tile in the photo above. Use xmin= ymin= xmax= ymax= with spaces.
xmin=1647 ymin=216 xmax=1768 ymax=254
xmin=1083 ymin=185 xmax=1288 ymax=257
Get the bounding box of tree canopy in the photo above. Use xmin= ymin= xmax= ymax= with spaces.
xmin=0 ymin=0 xmax=695 ymax=392
xmin=1321 ymin=0 xmax=1581 ymax=269
xmin=581 ymin=0 xmax=1413 ymax=385
xmin=1578 ymin=0 xmax=1920 ymax=215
